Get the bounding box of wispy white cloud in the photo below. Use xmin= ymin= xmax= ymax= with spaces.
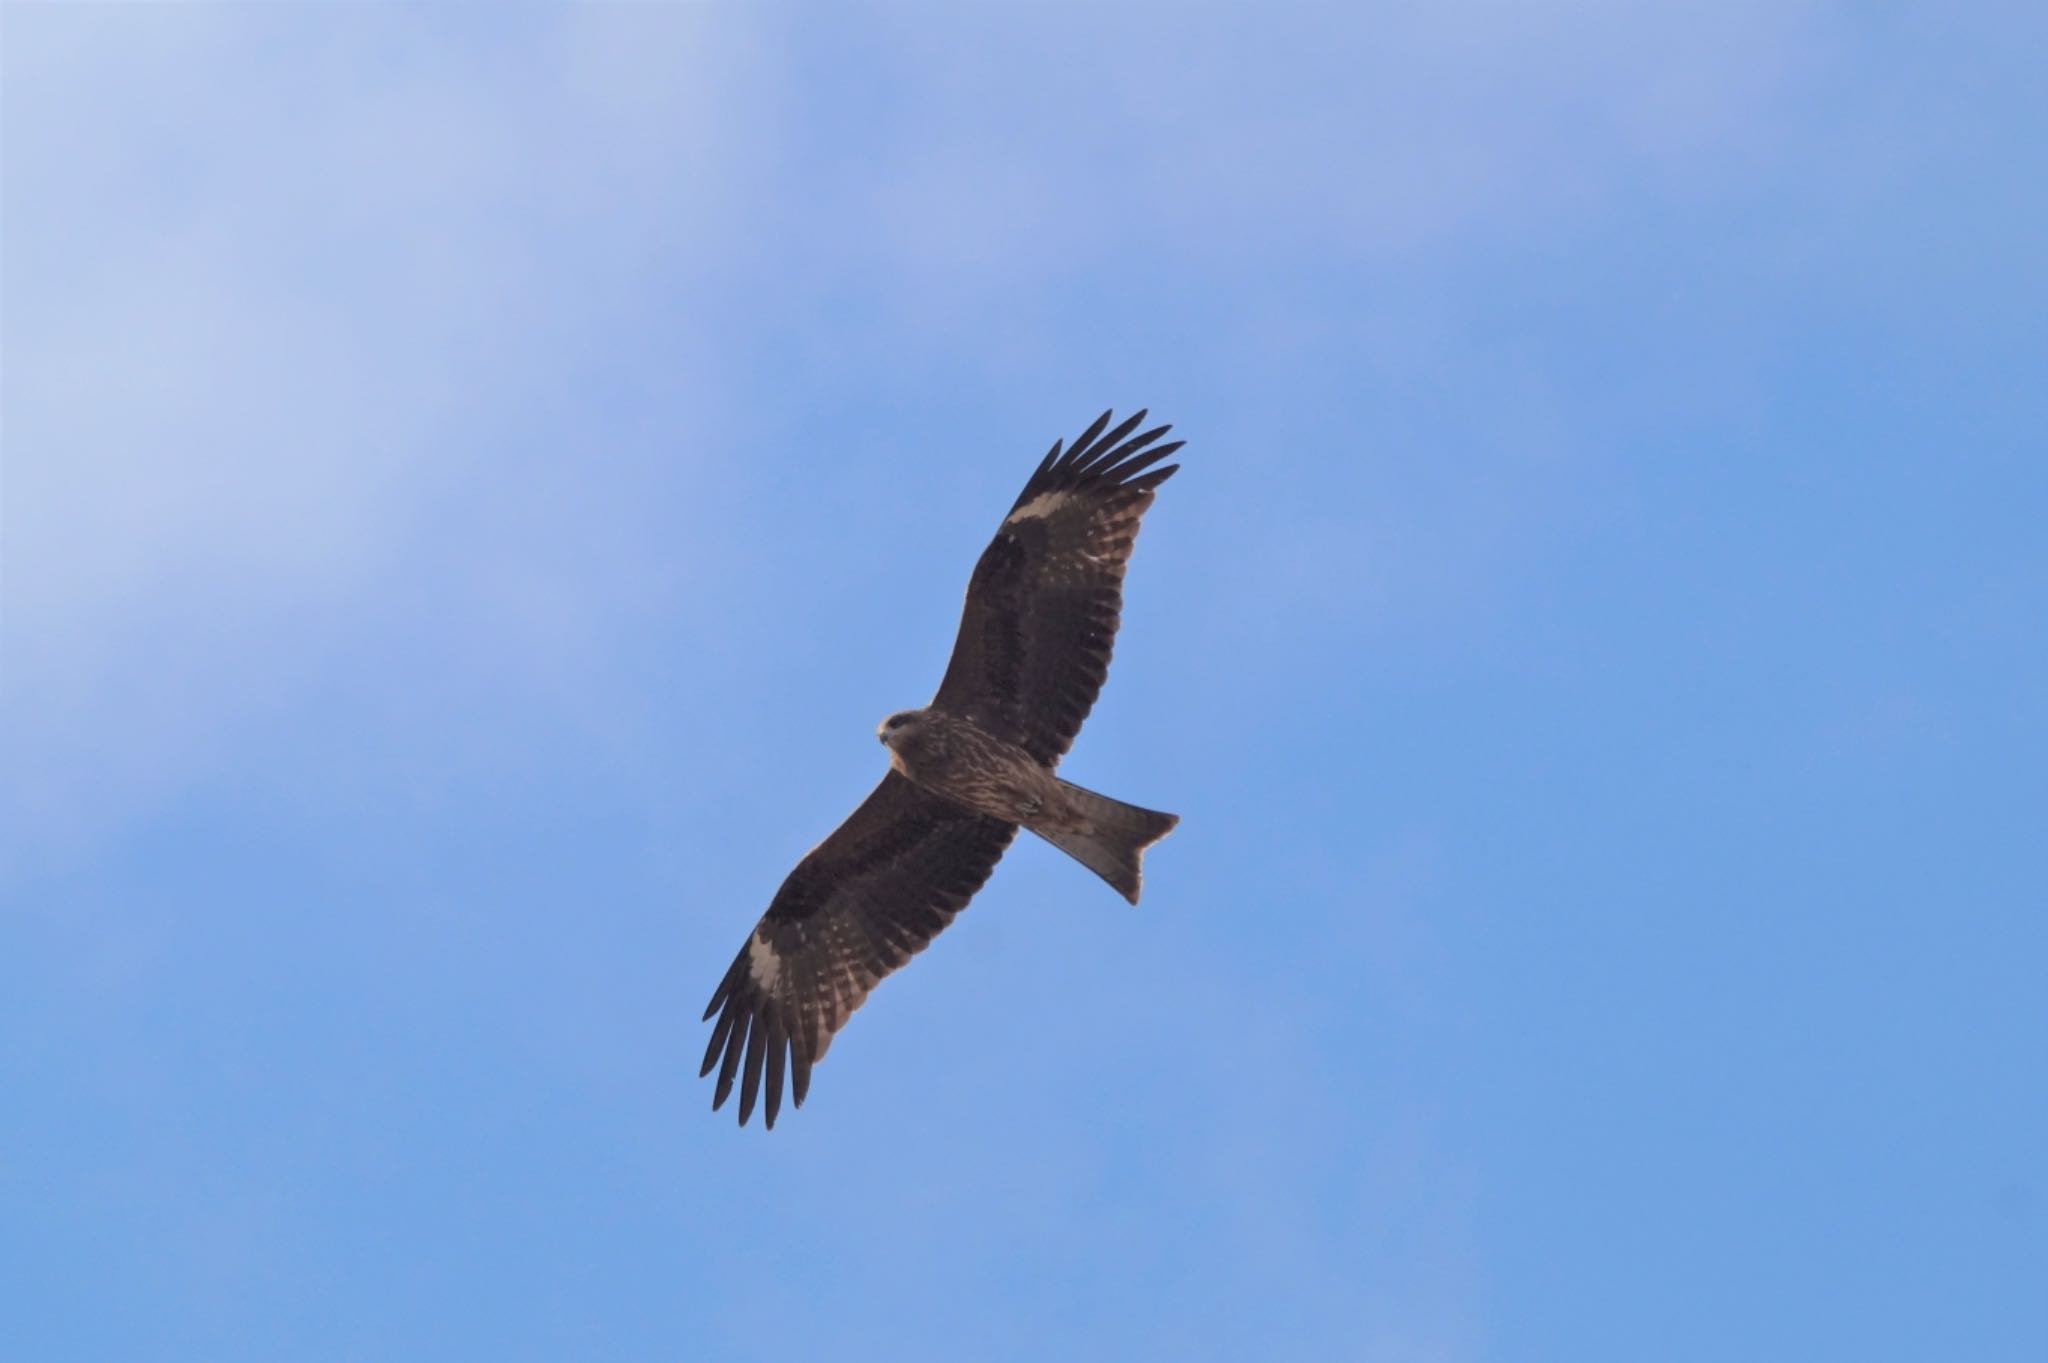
xmin=2 ymin=9 xmax=772 ymax=864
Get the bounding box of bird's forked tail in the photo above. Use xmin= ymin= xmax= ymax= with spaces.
xmin=1030 ymin=779 xmax=1179 ymax=904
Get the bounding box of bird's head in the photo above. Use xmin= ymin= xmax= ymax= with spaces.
xmin=877 ymin=709 xmax=925 ymax=750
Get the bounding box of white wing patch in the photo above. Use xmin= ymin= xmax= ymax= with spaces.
xmin=747 ymin=932 xmax=782 ymax=992
xmin=1006 ymin=489 xmax=1072 ymax=523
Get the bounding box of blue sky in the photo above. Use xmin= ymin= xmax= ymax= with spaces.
xmin=4 ymin=5 xmax=2044 ymax=1360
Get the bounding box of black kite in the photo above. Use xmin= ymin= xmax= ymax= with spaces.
xmin=700 ymin=409 xmax=1184 ymax=1127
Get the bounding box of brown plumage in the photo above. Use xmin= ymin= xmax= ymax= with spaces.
xmin=700 ymin=409 xmax=1183 ymax=1128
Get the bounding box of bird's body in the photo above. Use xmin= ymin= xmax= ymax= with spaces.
xmin=701 ymin=409 xmax=1185 ymax=1128
xmin=880 ymin=707 xmax=1177 ymax=904
xmin=881 ymin=708 xmax=1064 ymax=826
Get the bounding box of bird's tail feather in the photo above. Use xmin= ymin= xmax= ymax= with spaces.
xmin=1031 ymin=780 xmax=1179 ymax=904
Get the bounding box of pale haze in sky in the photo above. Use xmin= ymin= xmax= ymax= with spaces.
xmin=4 ymin=6 xmax=2044 ymax=1361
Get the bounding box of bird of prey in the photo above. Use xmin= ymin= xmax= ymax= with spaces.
xmin=700 ymin=409 xmax=1184 ymax=1128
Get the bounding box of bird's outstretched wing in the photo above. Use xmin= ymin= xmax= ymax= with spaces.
xmin=700 ymin=771 xmax=1017 ymax=1128
xmin=931 ymin=409 xmax=1182 ymax=766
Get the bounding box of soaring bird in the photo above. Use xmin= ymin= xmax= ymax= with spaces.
xmin=700 ymin=409 xmax=1183 ymax=1128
